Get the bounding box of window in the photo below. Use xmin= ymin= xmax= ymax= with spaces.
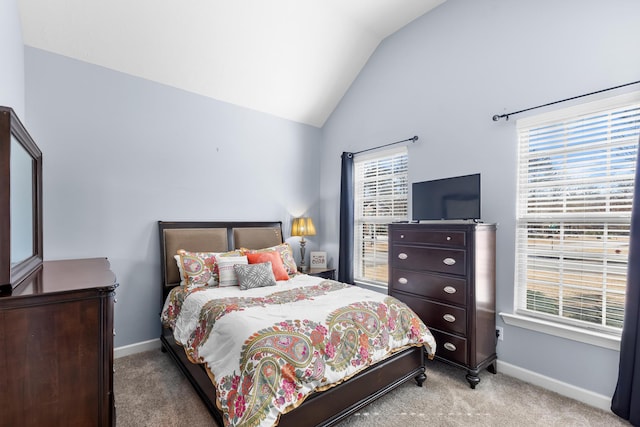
xmin=515 ymin=92 xmax=640 ymax=334
xmin=354 ymin=147 xmax=408 ymax=286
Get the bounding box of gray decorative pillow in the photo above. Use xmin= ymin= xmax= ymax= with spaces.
xmin=234 ymin=262 xmax=277 ymax=290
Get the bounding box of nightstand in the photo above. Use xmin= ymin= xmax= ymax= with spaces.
xmin=308 ymin=268 xmax=335 ymax=280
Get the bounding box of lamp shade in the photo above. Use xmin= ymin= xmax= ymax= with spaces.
xmin=291 ymin=217 xmax=316 ymax=237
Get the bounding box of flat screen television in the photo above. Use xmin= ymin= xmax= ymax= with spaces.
xmin=412 ymin=173 xmax=480 ymax=221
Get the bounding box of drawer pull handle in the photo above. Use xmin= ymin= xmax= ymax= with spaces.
xmin=444 ymin=342 xmax=457 ymax=351
xmin=400 ymin=234 xmax=405 ymax=239
xmin=398 ymin=277 xmax=408 ymax=285
xmin=442 ymin=257 xmax=456 ymax=266
xmin=443 ymin=314 xmax=456 ymax=323
xmin=446 ymin=236 xmax=452 ymax=241
xmin=398 ymin=253 xmax=408 ymax=260
xmin=443 ymin=286 xmax=457 ymax=294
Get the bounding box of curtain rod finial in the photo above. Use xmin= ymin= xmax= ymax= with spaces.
xmin=492 ymin=115 xmax=501 ymax=121
xmin=412 ymin=135 xmax=418 ymax=142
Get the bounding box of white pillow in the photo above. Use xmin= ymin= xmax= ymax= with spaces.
xmin=216 ymin=255 xmax=248 ymax=287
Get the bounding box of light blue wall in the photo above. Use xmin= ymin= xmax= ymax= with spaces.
xmin=0 ymin=0 xmax=24 ymax=116
xmin=25 ymin=47 xmax=323 ymax=347
xmin=319 ymin=0 xmax=640 ymax=398
xmin=18 ymin=0 xmax=640 ymax=402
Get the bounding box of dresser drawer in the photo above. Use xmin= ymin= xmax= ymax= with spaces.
xmin=390 ymin=269 xmax=466 ymax=306
xmin=392 ymin=293 xmax=467 ymax=335
xmin=391 ymin=245 xmax=466 ymax=275
xmin=391 ymin=229 xmax=466 ymax=248
xmin=430 ymin=328 xmax=468 ymax=366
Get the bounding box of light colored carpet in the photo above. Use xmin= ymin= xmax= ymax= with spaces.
xmin=114 ymin=350 xmax=629 ymax=426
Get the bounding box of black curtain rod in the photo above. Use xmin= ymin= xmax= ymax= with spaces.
xmin=352 ymin=135 xmax=418 ymax=155
xmin=492 ymin=80 xmax=640 ymax=122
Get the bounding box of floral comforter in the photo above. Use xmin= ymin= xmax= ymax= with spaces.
xmin=161 ymin=274 xmax=436 ymax=427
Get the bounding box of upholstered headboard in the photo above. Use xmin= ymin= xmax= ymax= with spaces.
xmin=158 ymin=221 xmax=284 ymax=300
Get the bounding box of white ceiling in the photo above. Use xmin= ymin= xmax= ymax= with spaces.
xmin=18 ymin=0 xmax=444 ymax=127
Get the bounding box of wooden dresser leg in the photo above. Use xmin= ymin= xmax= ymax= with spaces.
xmin=466 ymin=370 xmax=480 ymax=389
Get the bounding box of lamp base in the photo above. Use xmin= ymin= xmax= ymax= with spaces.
xmin=299 ymin=238 xmax=308 ymax=274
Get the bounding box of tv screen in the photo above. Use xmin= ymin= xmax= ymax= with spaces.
xmin=412 ymin=173 xmax=480 ymax=221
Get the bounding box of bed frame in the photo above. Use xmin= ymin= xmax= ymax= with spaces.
xmin=158 ymin=220 xmax=427 ymax=427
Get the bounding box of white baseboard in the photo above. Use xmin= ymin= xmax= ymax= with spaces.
xmin=114 ymin=338 xmax=161 ymax=359
xmin=497 ymin=360 xmax=612 ymax=412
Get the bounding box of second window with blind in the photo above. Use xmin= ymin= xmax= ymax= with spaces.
xmin=353 ymin=147 xmax=408 ymax=288
xmin=515 ymin=91 xmax=640 ymax=335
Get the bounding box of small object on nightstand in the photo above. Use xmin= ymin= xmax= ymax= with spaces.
xmin=310 ymin=251 xmax=327 ymax=269
xmin=308 ymin=268 xmax=335 ymax=280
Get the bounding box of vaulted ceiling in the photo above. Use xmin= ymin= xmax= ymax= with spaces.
xmin=18 ymin=0 xmax=445 ymax=127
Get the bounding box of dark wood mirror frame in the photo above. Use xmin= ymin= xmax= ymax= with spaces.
xmin=0 ymin=107 xmax=43 ymax=292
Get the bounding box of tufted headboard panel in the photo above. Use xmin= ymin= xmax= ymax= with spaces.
xmin=158 ymin=221 xmax=284 ymax=300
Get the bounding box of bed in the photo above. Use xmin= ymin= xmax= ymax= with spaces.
xmin=158 ymin=220 xmax=436 ymax=427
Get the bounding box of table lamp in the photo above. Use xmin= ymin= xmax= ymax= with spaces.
xmin=291 ymin=217 xmax=316 ymax=273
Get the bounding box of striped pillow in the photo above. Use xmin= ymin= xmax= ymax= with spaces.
xmin=216 ymin=255 xmax=248 ymax=287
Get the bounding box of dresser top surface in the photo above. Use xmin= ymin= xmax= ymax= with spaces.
xmin=1 ymin=257 xmax=117 ymax=299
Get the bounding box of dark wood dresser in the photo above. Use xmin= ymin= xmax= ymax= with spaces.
xmin=388 ymin=222 xmax=496 ymax=388
xmin=0 ymin=258 xmax=118 ymax=426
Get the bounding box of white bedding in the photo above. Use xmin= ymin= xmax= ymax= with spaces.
xmin=162 ymin=274 xmax=436 ymax=427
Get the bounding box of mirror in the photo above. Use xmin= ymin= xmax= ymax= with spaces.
xmin=1 ymin=106 xmax=43 ymax=292
xmin=11 ymin=136 xmax=34 ymax=265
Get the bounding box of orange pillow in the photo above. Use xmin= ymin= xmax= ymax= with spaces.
xmin=246 ymin=251 xmax=290 ymax=281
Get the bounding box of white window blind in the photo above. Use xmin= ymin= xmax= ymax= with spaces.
xmin=354 ymin=147 xmax=408 ymax=286
xmin=515 ymin=92 xmax=640 ymax=333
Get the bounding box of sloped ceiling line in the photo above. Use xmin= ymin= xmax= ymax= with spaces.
xmin=18 ymin=0 xmax=445 ymax=127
